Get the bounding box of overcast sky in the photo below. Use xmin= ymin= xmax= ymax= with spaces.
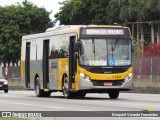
xmin=0 ymin=0 xmax=65 ymax=20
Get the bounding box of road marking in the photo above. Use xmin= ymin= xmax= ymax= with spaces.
xmin=13 ymin=102 xmax=31 ymax=106
xmin=79 ymin=109 xmax=89 ymax=111
xmin=43 ymin=106 xmax=64 ymax=109
xmin=0 ymin=101 xmax=31 ymax=106
xmin=145 ymin=104 xmax=154 ymax=111
xmin=142 ymin=117 xmax=160 ymax=120
xmin=43 ymin=105 xmax=90 ymax=111
xmin=0 ymin=100 xmax=90 ymax=111
xmin=102 ymin=101 xmax=159 ymax=107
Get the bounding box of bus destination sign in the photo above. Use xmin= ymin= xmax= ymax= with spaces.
xmin=81 ymin=28 xmax=129 ymax=36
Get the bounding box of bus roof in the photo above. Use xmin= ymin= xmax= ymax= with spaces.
xmin=22 ymin=25 xmax=127 ymax=41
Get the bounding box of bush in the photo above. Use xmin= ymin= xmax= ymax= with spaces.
xmin=144 ymin=42 xmax=160 ymax=56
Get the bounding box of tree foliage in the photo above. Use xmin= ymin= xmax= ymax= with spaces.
xmin=0 ymin=0 xmax=53 ymax=63
xmin=55 ymin=0 xmax=160 ymax=24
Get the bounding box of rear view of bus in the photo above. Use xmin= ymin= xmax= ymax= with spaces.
xmin=76 ymin=26 xmax=133 ymax=99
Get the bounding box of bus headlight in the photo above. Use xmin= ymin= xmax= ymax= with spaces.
xmin=4 ymin=81 xmax=8 ymax=85
xmin=125 ymin=73 xmax=132 ymax=82
xmin=80 ymin=73 xmax=90 ymax=82
xmin=80 ymin=73 xmax=85 ymax=78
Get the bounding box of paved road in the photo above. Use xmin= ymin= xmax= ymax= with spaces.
xmin=0 ymin=90 xmax=159 ymax=120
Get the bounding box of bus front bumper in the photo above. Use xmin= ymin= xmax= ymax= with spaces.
xmin=78 ymin=77 xmax=132 ymax=92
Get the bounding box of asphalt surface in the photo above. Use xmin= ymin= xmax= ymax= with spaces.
xmin=0 ymin=90 xmax=159 ymax=120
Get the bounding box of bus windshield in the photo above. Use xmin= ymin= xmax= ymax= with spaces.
xmin=79 ymin=38 xmax=131 ymax=66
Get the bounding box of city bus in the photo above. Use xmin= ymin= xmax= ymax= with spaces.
xmin=21 ymin=25 xmax=133 ymax=99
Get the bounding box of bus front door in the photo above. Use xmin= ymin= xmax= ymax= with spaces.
xmin=43 ymin=40 xmax=49 ymax=88
xmin=69 ymin=36 xmax=76 ymax=89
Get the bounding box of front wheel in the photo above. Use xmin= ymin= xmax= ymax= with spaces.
xmin=4 ymin=89 xmax=8 ymax=93
xmin=108 ymin=90 xmax=119 ymax=99
xmin=62 ymin=77 xmax=74 ymax=99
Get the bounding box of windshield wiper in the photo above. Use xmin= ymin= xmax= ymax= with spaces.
xmin=92 ymin=38 xmax=96 ymax=60
xmin=111 ymin=39 xmax=119 ymax=58
xmin=111 ymin=41 xmax=114 ymax=58
xmin=113 ymin=38 xmax=119 ymax=51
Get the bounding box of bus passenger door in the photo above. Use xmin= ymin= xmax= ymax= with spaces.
xmin=69 ymin=36 xmax=76 ymax=89
xmin=43 ymin=40 xmax=49 ymax=88
xmin=25 ymin=42 xmax=30 ymax=88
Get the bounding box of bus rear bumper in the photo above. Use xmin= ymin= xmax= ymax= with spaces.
xmin=78 ymin=77 xmax=132 ymax=92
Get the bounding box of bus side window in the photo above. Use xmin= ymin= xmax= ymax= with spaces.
xmin=50 ymin=50 xmax=59 ymax=59
xmin=60 ymin=35 xmax=69 ymax=58
xmin=58 ymin=49 xmax=65 ymax=58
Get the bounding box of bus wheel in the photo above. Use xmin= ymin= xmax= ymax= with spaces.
xmin=35 ymin=77 xmax=44 ymax=97
xmin=63 ymin=77 xmax=73 ymax=99
xmin=44 ymin=92 xmax=51 ymax=97
xmin=76 ymin=92 xmax=86 ymax=98
xmin=108 ymin=90 xmax=119 ymax=99
xmin=4 ymin=89 xmax=8 ymax=93
xmin=79 ymin=92 xmax=86 ymax=97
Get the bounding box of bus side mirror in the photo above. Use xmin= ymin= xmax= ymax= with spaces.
xmin=131 ymin=41 xmax=134 ymax=53
xmin=74 ymin=42 xmax=81 ymax=52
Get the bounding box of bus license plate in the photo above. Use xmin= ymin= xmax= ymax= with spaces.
xmin=104 ymin=82 xmax=112 ymax=86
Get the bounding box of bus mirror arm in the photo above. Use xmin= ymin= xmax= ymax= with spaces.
xmin=74 ymin=42 xmax=81 ymax=52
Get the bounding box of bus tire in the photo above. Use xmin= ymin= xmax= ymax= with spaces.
xmin=35 ymin=77 xmax=44 ymax=97
xmin=44 ymin=92 xmax=51 ymax=97
xmin=4 ymin=89 xmax=8 ymax=93
xmin=79 ymin=92 xmax=86 ymax=97
xmin=62 ymin=77 xmax=74 ymax=99
xmin=75 ymin=91 xmax=86 ymax=98
xmin=108 ymin=90 xmax=119 ymax=99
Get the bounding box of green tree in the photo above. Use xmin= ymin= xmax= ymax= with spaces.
xmin=105 ymin=0 xmax=122 ymax=24
xmin=55 ymin=0 xmax=160 ymax=24
xmin=0 ymin=0 xmax=53 ymax=64
xmin=120 ymin=0 xmax=160 ymax=22
xmin=138 ymin=0 xmax=160 ymax=21
xmin=55 ymin=0 xmax=112 ymax=25
xmin=55 ymin=0 xmax=92 ymax=25
xmin=119 ymin=0 xmax=138 ymax=22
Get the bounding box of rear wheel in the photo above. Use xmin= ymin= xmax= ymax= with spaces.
xmin=4 ymin=89 xmax=8 ymax=93
xmin=62 ymin=77 xmax=74 ymax=99
xmin=108 ymin=90 xmax=119 ymax=99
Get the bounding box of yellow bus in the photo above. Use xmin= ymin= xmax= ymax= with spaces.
xmin=21 ymin=25 xmax=133 ymax=99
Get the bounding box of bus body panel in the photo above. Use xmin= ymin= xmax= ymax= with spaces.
xmin=21 ymin=27 xmax=79 ymax=91
xmin=77 ymin=67 xmax=133 ymax=91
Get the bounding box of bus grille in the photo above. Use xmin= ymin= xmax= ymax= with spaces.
xmin=91 ymin=80 xmax=124 ymax=86
xmin=0 ymin=82 xmax=4 ymax=85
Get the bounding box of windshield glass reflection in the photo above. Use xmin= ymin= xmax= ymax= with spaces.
xmin=79 ymin=38 xmax=131 ymax=66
